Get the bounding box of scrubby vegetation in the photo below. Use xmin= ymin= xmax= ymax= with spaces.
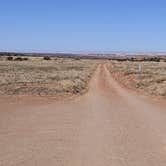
xmin=6 ymin=56 xmax=13 ymax=61
xmin=14 ymin=57 xmax=28 ymax=61
xmin=43 ymin=56 xmax=51 ymax=60
xmin=6 ymin=56 xmax=28 ymax=61
xmin=0 ymin=57 xmax=97 ymax=96
xmin=109 ymin=61 xmax=166 ymax=97
xmin=109 ymin=56 xmax=165 ymax=62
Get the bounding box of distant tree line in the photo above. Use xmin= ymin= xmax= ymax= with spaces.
xmin=0 ymin=52 xmax=165 ymax=62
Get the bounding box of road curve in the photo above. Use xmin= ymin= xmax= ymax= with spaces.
xmin=0 ymin=63 xmax=166 ymax=166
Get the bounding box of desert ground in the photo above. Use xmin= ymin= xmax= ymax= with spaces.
xmin=0 ymin=56 xmax=98 ymax=97
xmin=110 ymin=61 xmax=166 ymax=97
xmin=0 ymin=57 xmax=166 ymax=166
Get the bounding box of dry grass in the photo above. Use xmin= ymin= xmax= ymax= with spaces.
xmin=0 ymin=57 xmax=98 ymax=96
xmin=109 ymin=61 xmax=166 ymax=97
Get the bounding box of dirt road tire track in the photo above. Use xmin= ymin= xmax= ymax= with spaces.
xmin=0 ymin=63 xmax=166 ymax=166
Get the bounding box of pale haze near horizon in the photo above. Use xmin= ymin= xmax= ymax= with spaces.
xmin=0 ymin=0 xmax=166 ymax=53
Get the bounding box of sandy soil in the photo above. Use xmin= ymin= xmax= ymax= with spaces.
xmin=0 ymin=63 xmax=166 ymax=166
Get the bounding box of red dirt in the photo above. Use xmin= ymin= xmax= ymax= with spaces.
xmin=0 ymin=64 xmax=166 ymax=166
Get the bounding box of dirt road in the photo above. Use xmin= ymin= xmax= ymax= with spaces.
xmin=0 ymin=64 xmax=166 ymax=166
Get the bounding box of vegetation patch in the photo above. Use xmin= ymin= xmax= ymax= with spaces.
xmin=109 ymin=61 xmax=166 ymax=97
xmin=0 ymin=57 xmax=98 ymax=96
xmin=43 ymin=56 xmax=51 ymax=60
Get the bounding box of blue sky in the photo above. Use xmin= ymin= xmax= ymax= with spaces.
xmin=0 ymin=0 xmax=166 ymax=53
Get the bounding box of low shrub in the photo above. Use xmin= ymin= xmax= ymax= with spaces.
xmin=14 ymin=57 xmax=23 ymax=61
xmin=14 ymin=57 xmax=29 ymax=61
xmin=23 ymin=57 xmax=28 ymax=61
xmin=43 ymin=56 xmax=51 ymax=60
xmin=7 ymin=56 xmax=13 ymax=61
xmin=74 ymin=57 xmax=81 ymax=60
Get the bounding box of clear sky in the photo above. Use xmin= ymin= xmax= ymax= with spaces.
xmin=0 ymin=0 xmax=166 ymax=53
